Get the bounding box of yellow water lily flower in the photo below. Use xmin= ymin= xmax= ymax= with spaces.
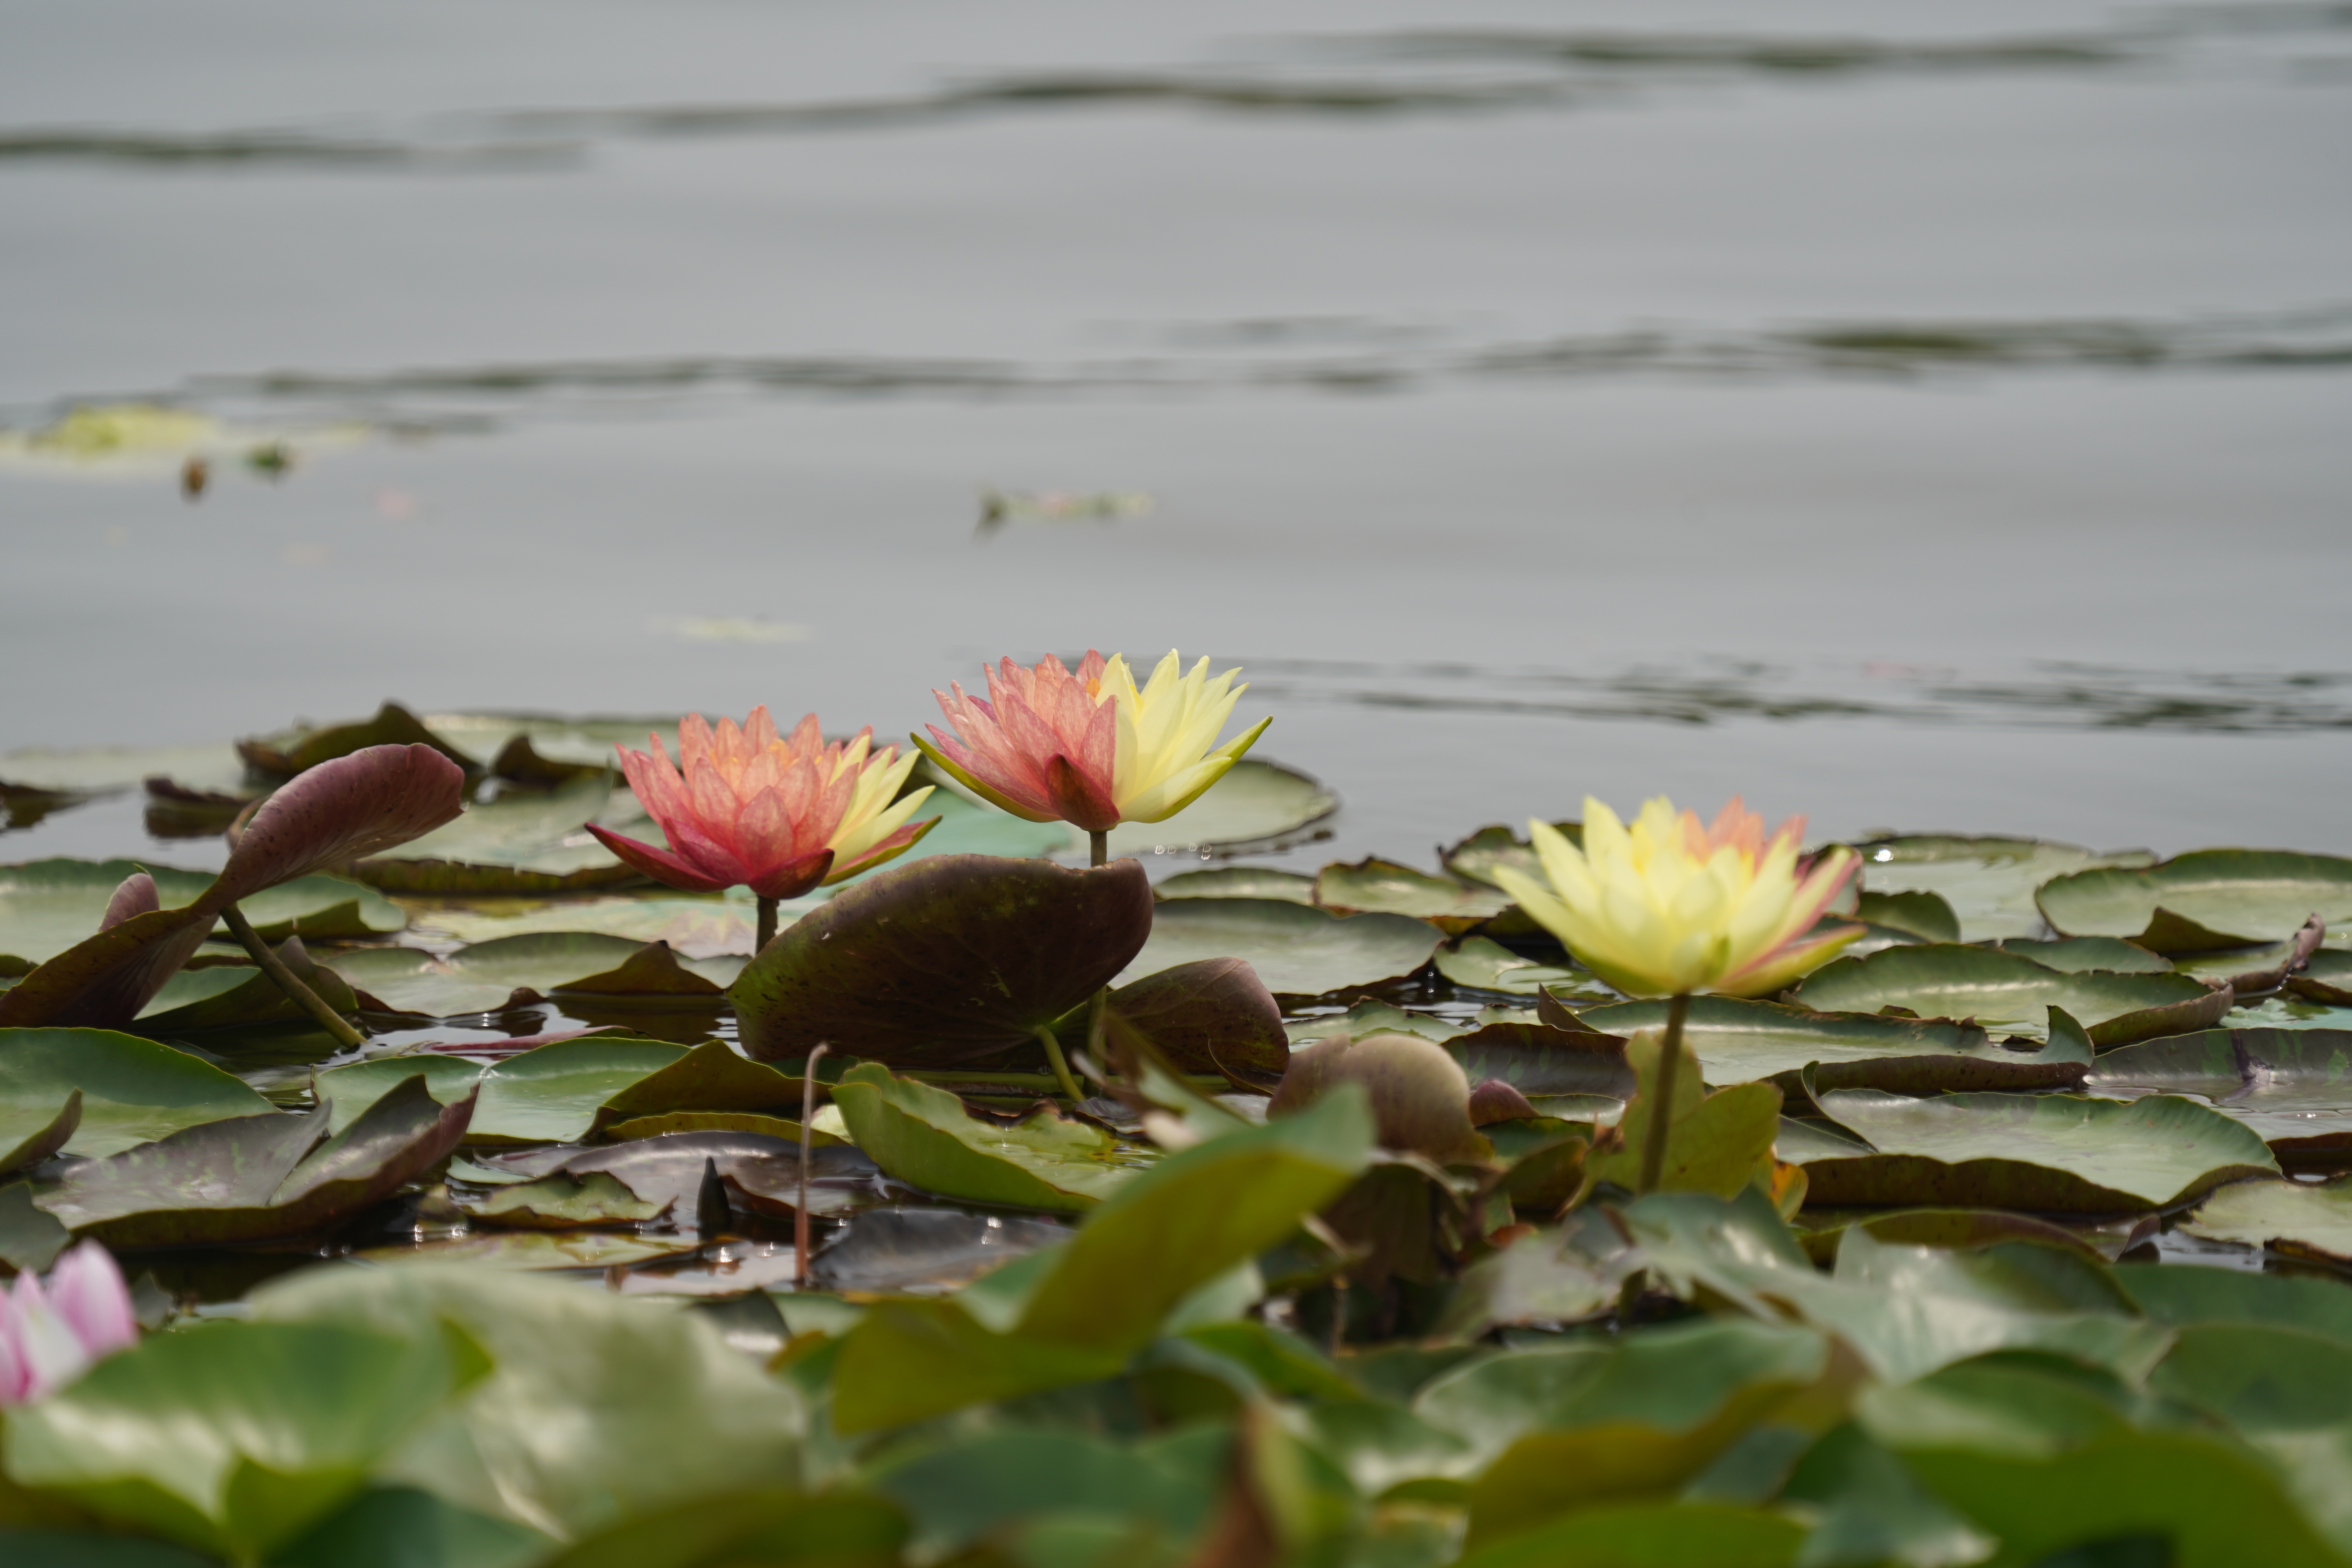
xmin=1492 ymin=795 xmax=1862 ymax=999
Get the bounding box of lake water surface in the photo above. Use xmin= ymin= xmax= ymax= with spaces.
xmin=4 ymin=0 xmax=2348 ymax=869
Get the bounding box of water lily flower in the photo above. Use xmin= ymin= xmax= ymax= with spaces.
xmin=915 ymin=650 xmax=1270 ymax=842
xmin=0 ymin=1242 xmax=139 ymax=1405
xmin=588 ymin=708 xmax=938 ymax=907
xmin=1492 ymin=796 xmax=1861 ymax=1000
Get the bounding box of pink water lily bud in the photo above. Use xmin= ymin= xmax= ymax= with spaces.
xmin=588 ymin=708 xmax=938 ymax=901
xmin=916 ymin=649 xmax=1269 ymax=832
xmin=0 ymin=1242 xmax=139 ymax=1405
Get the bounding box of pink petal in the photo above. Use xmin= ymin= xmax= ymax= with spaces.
xmin=100 ymin=873 xmax=159 ymax=933
xmin=748 ymin=848 xmax=835 ymax=902
xmin=47 ymin=1242 xmax=137 ymax=1358
xmin=1047 ymin=754 xmax=1122 ymax=833
xmin=583 ymin=824 xmax=737 ymax=892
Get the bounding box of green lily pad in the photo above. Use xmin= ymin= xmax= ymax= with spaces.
xmin=1121 ymin=898 xmax=1438 ymax=998
xmin=1435 ymin=937 xmax=1609 ymax=1000
xmin=1991 ymin=936 xmax=2173 ymax=973
xmin=470 ymin=1038 xmax=692 ymax=1145
xmin=456 ymin=1171 xmax=669 ymax=1229
xmin=251 ymin=1262 xmax=805 ymax=1541
xmin=0 ymin=1026 xmax=274 ymax=1155
xmin=2038 ymin=849 xmax=2352 ymax=952
xmin=1154 ymin=866 xmax=1317 ymax=903
xmin=333 ymin=934 xmax=728 ymax=1018
xmin=1100 ymin=758 xmax=1336 ymax=859
xmin=2288 ymin=949 xmax=2352 ymax=1006
xmin=0 ymin=859 xmax=404 ymax=967
xmin=1795 ymin=943 xmax=2221 ymax=1044
xmin=1578 ymin=995 xmax=2083 ymax=1092
xmin=0 ymin=1179 xmax=73 ymax=1272
xmin=401 ymin=896 xmax=769 ymax=959
xmin=2183 ymin=1175 xmax=2352 ymax=1261
xmin=1854 ymin=890 xmax=1960 ymax=942
xmin=601 ymin=1110 xmax=844 ymax=1146
xmin=0 ymin=1089 xmax=80 ymax=1176
xmin=1314 ymin=858 xmax=1512 ymax=935
xmin=1850 ymin=835 xmax=2156 ymax=941
xmin=353 ymin=775 xmax=643 ymax=893
xmin=2089 ymin=1028 xmax=2352 ymax=1166
xmin=735 ymin=855 xmax=1154 ymax=1067
xmin=313 ymin=1053 xmax=488 ymax=1134
xmin=349 ymin=1230 xmax=701 ymax=1269
xmin=1287 ymin=998 xmax=1469 ymax=1047
xmin=831 ymin=1063 xmax=1143 ymax=1212
xmin=587 ymin=1039 xmax=807 ymax=1135
xmin=36 ymin=1073 xmax=474 ymax=1245
xmin=132 ymin=938 xmax=362 ymax=1035
xmin=0 ymin=1317 xmax=485 ymax=1563
xmin=1440 ymin=821 xmax=1583 ymax=891
xmin=1798 ymin=1089 xmax=2278 ymax=1211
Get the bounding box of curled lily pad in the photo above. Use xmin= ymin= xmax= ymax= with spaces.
xmin=588 ymin=1040 xmax=808 ymax=1135
xmin=1121 ymin=897 xmax=1437 ymax=998
xmin=1795 ymin=943 xmax=2221 ymax=1044
xmin=133 ymin=938 xmax=361 ymax=1035
xmin=1100 ymin=759 xmax=1336 ymax=859
xmin=1154 ymin=867 xmax=1317 ymax=903
xmin=1577 ymin=995 xmax=2084 ymax=1092
xmin=1070 ymin=956 xmax=1288 ymax=1077
xmin=1440 ymin=821 xmax=1582 ymax=890
xmin=832 ymin=1063 xmax=1143 ymax=1211
xmin=2170 ymin=916 xmax=2327 ymax=995
xmin=1314 ymin=858 xmax=1512 ymax=935
xmin=1853 ymin=890 xmax=1960 ymax=942
xmin=2289 ymin=949 xmax=2352 ymax=1006
xmin=36 ymin=1074 xmax=475 ymax=1245
xmin=735 ymin=855 xmax=1153 ymax=1067
xmin=1435 ymin=937 xmax=1608 ymax=1000
xmin=0 ymin=1026 xmax=273 ymax=1155
xmin=1798 ymin=1089 xmax=2278 ymax=1211
xmin=0 ymin=1089 xmax=80 ymax=1176
xmin=2182 ymin=1175 xmax=2352 ymax=1261
xmin=2088 ymin=1027 xmax=2352 ymax=1167
xmin=2037 ymin=849 xmax=2352 ymax=952
xmin=1850 ymin=835 xmax=2156 ymax=941
xmin=239 ymin=700 xmax=478 ymax=779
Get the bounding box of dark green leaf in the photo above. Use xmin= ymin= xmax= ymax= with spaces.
xmin=528 ymin=1490 xmax=907 ymax=1568
xmin=269 ymin=1486 xmax=552 ymax=1568
xmin=1580 ymin=994 xmax=2082 ymax=1092
xmin=1441 ymin=821 xmax=1583 ymax=891
xmin=831 ymin=1063 xmax=1140 ymax=1210
xmin=1855 ymin=889 xmax=1960 ymax=942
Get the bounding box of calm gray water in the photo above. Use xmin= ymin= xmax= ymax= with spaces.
xmin=4 ymin=0 xmax=2348 ymax=868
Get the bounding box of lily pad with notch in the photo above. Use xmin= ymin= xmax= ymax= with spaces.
xmin=1849 ymin=834 xmax=2156 ymax=941
xmin=0 ymin=1026 xmax=275 ymax=1156
xmin=734 ymin=855 xmax=1154 ymax=1067
xmin=2087 ymin=1027 xmax=2352 ymax=1167
xmin=2037 ymin=849 xmax=2352 ymax=953
xmin=1100 ymin=759 xmax=1336 ymax=859
xmin=35 ymin=1074 xmax=475 ymax=1245
xmin=312 ymin=1036 xmax=688 ymax=1143
xmin=1797 ymin=1088 xmax=2278 ymax=1212
xmin=1434 ymin=936 xmax=1610 ymax=1001
xmin=1795 ymin=943 xmax=2223 ymax=1045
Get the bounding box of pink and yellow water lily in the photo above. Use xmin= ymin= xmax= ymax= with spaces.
xmin=1492 ymin=795 xmax=1861 ymax=999
xmin=916 ymin=650 xmax=1269 ymax=834
xmin=589 ymin=708 xmax=937 ymax=901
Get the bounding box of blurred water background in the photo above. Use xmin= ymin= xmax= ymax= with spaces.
xmin=3 ymin=0 xmax=2348 ymax=869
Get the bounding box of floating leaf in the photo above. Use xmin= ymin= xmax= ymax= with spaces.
xmin=1440 ymin=821 xmax=1583 ymax=891
xmin=350 ymin=1231 xmax=699 ymax=1270
xmin=0 ymin=1317 xmax=485 ymax=1562
xmin=132 ymin=938 xmax=361 ymax=1036
xmin=1120 ymin=897 xmax=1437 ymax=998
xmin=1440 ymin=1022 xmax=1636 ymax=1105
xmin=0 ymin=1090 xmax=79 ymax=1176
xmin=251 ymin=1263 xmax=806 ymax=1540
xmin=2089 ymin=1027 xmax=2352 ymax=1166
xmin=477 ymin=1132 xmax=878 ymax=1221
xmin=313 ymin=1053 xmax=492 ymax=1134
xmin=2183 ymin=1175 xmax=2352 ymax=1261
xmin=405 ymin=896 xmax=764 ymax=958
xmin=585 ymin=1040 xmax=806 ymax=1135
xmin=470 ymin=1038 xmax=691 ymax=1144
xmin=832 ymin=1064 xmax=1140 ymax=1210
xmin=1795 ymin=942 xmax=2221 ymax=1044
xmin=1849 ymin=834 xmax=2155 ymax=941
xmin=0 ymin=860 xmax=401 ymax=967
xmin=1992 ymin=936 xmax=2172 ymax=973
xmin=735 ymin=855 xmax=1153 ymax=1066
xmin=601 ymin=1110 xmax=843 ymax=1146
xmin=352 ymin=775 xmax=640 ymax=894
xmin=36 ymin=1074 xmax=474 ymax=1245
xmin=1798 ymin=1089 xmax=2278 ymax=1211
xmin=0 ymin=1179 xmax=73 ymax=1271
xmin=1853 ymin=889 xmax=1960 ymax=942
xmin=1579 ymin=994 xmax=2082 ymax=1091
xmin=2038 ymin=848 xmax=2352 ymax=951
xmin=2120 ymin=1258 xmax=2352 ymax=1341
xmin=1155 ymin=866 xmax=1317 ymax=903
xmin=456 ymin=1171 xmax=669 ymax=1229
xmin=1582 ymin=1033 xmax=1781 ymax=1200
xmin=1434 ymin=936 xmax=1607 ymax=1000
xmin=239 ymin=701 xmax=478 ymax=779
xmin=1100 ymin=759 xmax=1336 ymax=859
xmin=0 ymin=1026 xmax=273 ymax=1155
xmin=2288 ymin=949 xmax=2352 ymax=1006
xmin=1314 ymin=858 xmax=1512 ymax=935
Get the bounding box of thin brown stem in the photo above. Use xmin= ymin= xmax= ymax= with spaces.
xmin=1085 ymin=829 xmax=1112 ymax=1080
xmin=795 ymin=1043 xmax=830 ymax=1291
xmin=1034 ymin=1025 xmax=1085 ymax=1104
xmin=219 ymin=904 xmax=364 ymax=1050
xmin=1635 ymin=991 xmax=1692 ymax=1197
xmin=1089 ymin=829 xmax=1108 ymax=868
xmin=756 ymin=895 xmax=779 ymax=952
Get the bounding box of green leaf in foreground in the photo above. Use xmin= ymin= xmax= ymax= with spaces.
xmin=830 ymin=1063 xmax=1141 ymax=1211
xmin=1455 ymin=1501 xmax=1806 ymax=1568
xmin=251 ymin=1263 xmax=806 ymax=1540
xmin=1794 ymin=942 xmax=2222 ymax=1044
xmin=1798 ymin=1089 xmax=2278 ymax=1211
xmin=2038 ymin=848 xmax=2352 ymax=952
xmin=0 ymin=1026 xmax=273 ymax=1156
xmin=0 ymin=1318 xmax=483 ymax=1563
xmin=1122 ymin=897 xmax=1438 ymax=998
xmin=829 ymin=1085 xmax=1374 ymax=1432
xmin=528 ymin=1489 xmax=907 ymax=1568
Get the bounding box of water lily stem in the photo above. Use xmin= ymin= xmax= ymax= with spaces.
xmin=1086 ymin=829 xmax=1112 ymax=1078
xmin=1033 ymin=1025 xmax=1086 ymax=1104
xmin=756 ymin=896 xmax=779 ymax=952
xmin=796 ymin=1043 xmax=829 ymax=1290
xmin=219 ymin=904 xmax=365 ymax=1050
xmin=1635 ymin=991 xmax=1691 ymax=1197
